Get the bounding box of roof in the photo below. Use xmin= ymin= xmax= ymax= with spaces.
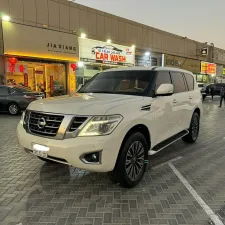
xmin=104 ymin=66 xmax=194 ymax=75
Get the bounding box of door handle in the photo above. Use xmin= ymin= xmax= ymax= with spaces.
xmin=172 ymin=99 xmax=178 ymax=104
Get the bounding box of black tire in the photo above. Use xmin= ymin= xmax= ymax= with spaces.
xmin=108 ymin=132 xmax=148 ymax=188
xmin=8 ymin=103 xmax=20 ymax=115
xmin=202 ymin=95 xmax=206 ymax=100
xmin=38 ymin=157 xmax=57 ymax=163
xmin=182 ymin=112 xmax=200 ymax=143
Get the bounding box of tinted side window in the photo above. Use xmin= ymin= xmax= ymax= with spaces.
xmin=171 ymin=72 xmax=186 ymax=93
xmin=0 ymin=87 xmax=9 ymax=95
xmin=184 ymin=73 xmax=194 ymax=91
xmin=155 ymin=71 xmax=172 ymax=90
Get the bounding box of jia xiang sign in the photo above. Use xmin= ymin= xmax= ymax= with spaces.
xmin=79 ymin=38 xmax=135 ymax=66
xmin=2 ymin=21 xmax=79 ymax=61
xmin=163 ymin=54 xmax=201 ymax=74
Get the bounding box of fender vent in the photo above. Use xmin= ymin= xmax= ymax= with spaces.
xmin=141 ymin=105 xmax=151 ymax=111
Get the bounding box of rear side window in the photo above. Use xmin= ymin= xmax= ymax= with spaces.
xmin=155 ymin=71 xmax=172 ymax=90
xmin=170 ymin=72 xmax=186 ymax=93
xmin=0 ymin=87 xmax=9 ymax=95
xmin=184 ymin=73 xmax=194 ymax=91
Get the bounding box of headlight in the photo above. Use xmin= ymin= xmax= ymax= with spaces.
xmin=78 ymin=115 xmax=123 ymax=137
xmin=20 ymin=111 xmax=25 ymax=125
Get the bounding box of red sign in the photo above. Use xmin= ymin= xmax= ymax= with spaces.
xmin=19 ymin=65 xmax=25 ymax=73
xmin=201 ymin=62 xmax=216 ymax=75
xmin=35 ymin=70 xmax=43 ymax=74
xmin=50 ymin=76 xmax=54 ymax=95
xmin=70 ymin=63 xmax=77 ymax=71
xmin=24 ymin=74 xmax=28 ymax=87
xmin=96 ymin=52 xmax=126 ymax=63
xmin=8 ymin=57 xmax=18 ymax=65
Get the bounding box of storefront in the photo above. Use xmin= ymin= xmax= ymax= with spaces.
xmin=199 ymin=61 xmax=216 ymax=83
xmin=162 ymin=54 xmax=201 ymax=74
xmin=1 ymin=21 xmax=79 ymax=96
xmin=135 ymin=51 xmax=162 ymax=67
xmin=77 ymin=38 xmax=135 ymax=86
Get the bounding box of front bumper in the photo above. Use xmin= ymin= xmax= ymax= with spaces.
xmin=17 ymin=123 xmax=121 ymax=172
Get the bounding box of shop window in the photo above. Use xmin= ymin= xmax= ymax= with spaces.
xmin=6 ymin=59 xmax=66 ymax=97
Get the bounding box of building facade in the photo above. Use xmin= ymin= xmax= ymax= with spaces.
xmin=1 ymin=0 xmax=225 ymax=92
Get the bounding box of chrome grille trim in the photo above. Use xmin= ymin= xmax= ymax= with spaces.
xmin=28 ymin=111 xmax=64 ymax=138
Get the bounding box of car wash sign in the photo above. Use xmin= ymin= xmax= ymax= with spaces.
xmin=79 ymin=38 xmax=135 ymax=66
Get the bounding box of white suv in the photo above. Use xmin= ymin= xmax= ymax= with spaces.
xmin=17 ymin=67 xmax=202 ymax=188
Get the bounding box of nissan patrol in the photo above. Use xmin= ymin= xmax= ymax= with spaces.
xmin=17 ymin=67 xmax=202 ymax=188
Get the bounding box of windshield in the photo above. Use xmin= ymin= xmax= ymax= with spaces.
xmin=78 ymin=70 xmax=155 ymax=96
xmin=13 ymin=87 xmax=33 ymax=93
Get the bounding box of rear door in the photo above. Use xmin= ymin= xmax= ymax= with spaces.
xmin=183 ymin=73 xmax=196 ymax=128
xmin=170 ymin=72 xmax=189 ymax=133
xmin=0 ymin=87 xmax=10 ymax=112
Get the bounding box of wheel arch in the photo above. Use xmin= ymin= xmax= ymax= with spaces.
xmin=119 ymin=124 xmax=151 ymax=154
xmin=194 ymin=107 xmax=201 ymax=118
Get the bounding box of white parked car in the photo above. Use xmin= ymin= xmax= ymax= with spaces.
xmin=17 ymin=67 xmax=202 ymax=188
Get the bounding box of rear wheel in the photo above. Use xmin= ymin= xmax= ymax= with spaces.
xmin=8 ymin=103 xmax=20 ymax=115
xmin=182 ymin=112 xmax=200 ymax=143
xmin=108 ymin=132 xmax=148 ymax=188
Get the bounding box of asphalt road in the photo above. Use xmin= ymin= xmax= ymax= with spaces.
xmin=1 ymin=98 xmax=225 ymax=225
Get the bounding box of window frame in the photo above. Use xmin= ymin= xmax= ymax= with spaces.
xmin=183 ymin=73 xmax=195 ymax=91
xmin=170 ymin=71 xmax=187 ymax=94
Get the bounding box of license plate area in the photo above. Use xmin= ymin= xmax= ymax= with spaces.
xmin=32 ymin=143 xmax=49 ymax=158
xmin=33 ymin=150 xmax=47 ymax=158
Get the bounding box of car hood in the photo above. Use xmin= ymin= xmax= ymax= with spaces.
xmin=28 ymin=93 xmax=143 ymax=115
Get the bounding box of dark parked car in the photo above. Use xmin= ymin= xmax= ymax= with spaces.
xmin=0 ymin=85 xmax=44 ymax=115
xmin=206 ymin=83 xmax=225 ymax=96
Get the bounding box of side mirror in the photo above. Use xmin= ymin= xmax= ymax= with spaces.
xmin=156 ymin=84 xmax=174 ymax=96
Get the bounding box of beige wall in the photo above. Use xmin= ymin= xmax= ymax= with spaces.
xmin=0 ymin=0 xmax=224 ymax=64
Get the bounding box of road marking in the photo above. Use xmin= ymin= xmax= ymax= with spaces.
xmin=151 ymin=156 xmax=183 ymax=170
xmin=169 ymin=162 xmax=224 ymax=225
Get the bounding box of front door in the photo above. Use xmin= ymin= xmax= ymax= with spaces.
xmin=149 ymin=71 xmax=175 ymax=146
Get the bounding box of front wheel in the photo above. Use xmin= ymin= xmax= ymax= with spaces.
xmin=108 ymin=132 xmax=148 ymax=188
xmin=182 ymin=112 xmax=200 ymax=143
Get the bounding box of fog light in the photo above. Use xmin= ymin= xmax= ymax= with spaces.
xmin=81 ymin=151 xmax=101 ymax=164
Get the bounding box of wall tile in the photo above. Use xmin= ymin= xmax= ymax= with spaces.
xmin=9 ymin=0 xmax=23 ymax=20
xmin=23 ymin=0 xmax=36 ymax=23
xmin=49 ymin=0 xmax=60 ymax=28
xmin=60 ymin=3 xmax=69 ymax=30
xmin=36 ymin=0 xmax=48 ymax=25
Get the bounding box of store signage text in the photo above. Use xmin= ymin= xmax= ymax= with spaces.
xmin=201 ymin=61 xmax=216 ymax=75
xmin=79 ymin=38 xmax=135 ymax=66
xmin=96 ymin=52 xmax=126 ymax=63
xmin=47 ymin=43 xmax=77 ymax=52
xmin=164 ymin=54 xmax=200 ymax=73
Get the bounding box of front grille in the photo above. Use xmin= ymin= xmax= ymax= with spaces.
xmin=69 ymin=117 xmax=88 ymax=132
xmin=28 ymin=112 xmax=64 ymax=137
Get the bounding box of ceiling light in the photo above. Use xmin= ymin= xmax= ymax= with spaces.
xmin=2 ymin=15 xmax=10 ymax=22
xmin=145 ymin=52 xmax=150 ymax=56
xmin=81 ymin=33 xmax=86 ymax=39
xmin=107 ymin=39 xmax=111 ymax=44
xmin=131 ymin=45 xmax=136 ymax=49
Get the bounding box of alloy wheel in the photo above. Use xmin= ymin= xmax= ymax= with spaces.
xmin=9 ymin=104 xmax=18 ymax=115
xmin=192 ymin=116 xmax=199 ymax=140
xmin=125 ymin=141 xmax=145 ymax=181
